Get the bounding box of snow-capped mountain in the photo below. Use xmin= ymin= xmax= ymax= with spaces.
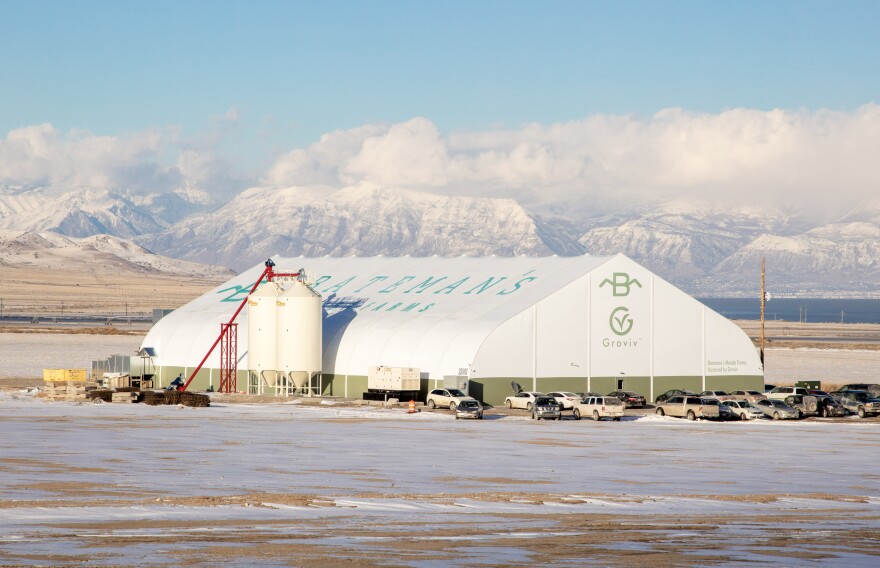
xmin=2 ymin=182 xmax=880 ymax=295
xmin=136 ymin=185 xmax=583 ymax=271
xmin=701 ymin=222 xmax=880 ymax=295
xmin=0 ymin=229 xmax=234 ymax=278
xmin=576 ymin=202 xmax=805 ymax=285
xmin=0 ymin=185 xmax=212 ymax=238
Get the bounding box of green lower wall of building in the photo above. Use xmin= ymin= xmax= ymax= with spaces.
xmin=150 ymin=365 xmax=244 ymax=391
xmin=705 ymin=375 xmax=764 ymax=394
xmin=150 ymin=367 xmax=762 ymax=407
xmin=653 ymin=376 xmax=704 ymax=396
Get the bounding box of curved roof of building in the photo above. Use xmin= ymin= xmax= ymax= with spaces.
xmin=143 ymin=254 xmax=614 ymax=377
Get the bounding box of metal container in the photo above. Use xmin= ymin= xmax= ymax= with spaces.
xmin=247 ymin=281 xmax=281 ymax=386
xmin=369 ymin=366 xmax=420 ymax=392
xmin=276 ymin=280 xmax=322 ymax=390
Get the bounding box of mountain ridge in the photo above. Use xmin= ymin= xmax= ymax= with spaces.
xmin=2 ymin=183 xmax=879 ymax=295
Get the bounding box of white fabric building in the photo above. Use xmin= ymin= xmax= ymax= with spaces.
xmin=142 ymin=254 xmax=763 ymax=405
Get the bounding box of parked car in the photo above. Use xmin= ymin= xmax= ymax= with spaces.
xmin=426 ymin=388 xmax=475 ymax=410
xmin=573 ymin=396 xmax=624 ymax=421
xmin=831 ymin=390 xmax=880 ymax=418
xmin=763 ymin=384 xmax=777 ymax=393
xmin=767 ymin=386 xmax=810 ymax=401
xmin=753 ymin=398 xmax=800 ymax=420
xmin=655 ymin=396 xmax=721 ymax=420
xmin=531 ymin=396 xmax=562 ymax=420
xmin=806 ymin=391 xmax=846 ymax=417
xmin=729 ymin=390 xmax=768 ymax=403
xmin=454 ymin=399 xmax=483 ymax=420
xmin=708 ymin=398 xmax=737 ymax=420
xmin=783 ymin=395 xmax=820 ymax=418
xmin=505 ymin=391 xmax=545 ymax=411
xmin=654 ymin=389 xmax=696 ymax=404
xmin=721 ymin=400 xmax=765 ymax=420
xmin=699 ymin=390 xmax=736 ymax=401
xmin=817 ymin=397 xmax=847 ymax=418
xmin=607 ymin=390 xmax=646 ymax=408
xmin=545 ymin=391 xmax=581 ymax=410
xmin=839 ymin=383 xmax=880 ymax=397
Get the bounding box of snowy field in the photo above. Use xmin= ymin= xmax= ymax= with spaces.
xmin=1 ymin=332 xmax=880 ymax=565
xmin=0 ymin=391 xmax=878 ymax=566
xmin=763 ymin=347 xmax=880 ymax=384
xmin=0 ymin=332 xmax=143 ymax=378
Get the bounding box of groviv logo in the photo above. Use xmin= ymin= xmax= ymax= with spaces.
xmin=599 ymin=271 xmax=641 ymax=346
xmin=609 ymin=306 xmax=633 ymax=336
xmin=599 ymin=272 xmax=642 ymax=297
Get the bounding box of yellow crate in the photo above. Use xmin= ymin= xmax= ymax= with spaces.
xmin=43 ymin=369 xmax=88 ymax=382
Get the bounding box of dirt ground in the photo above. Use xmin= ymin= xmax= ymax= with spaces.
xmin=0 ymin=265 xmax=227 ymax=317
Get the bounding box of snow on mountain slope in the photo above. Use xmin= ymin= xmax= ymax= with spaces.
xmin=0 ymin=185 xmax=211 ymax=238
xmin=705 ymin=222 xmax=880 ymax=294
xmin=0 ymin=230 xmax=234 ymax=278
xmin=4 ymin=183 xmax=880 ymax=294
xmin=136 ymin=185 xmax=577 ymax=270
xmin=576 ymin=203 xmax=796 ymax=284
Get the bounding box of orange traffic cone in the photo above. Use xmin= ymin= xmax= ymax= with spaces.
xmin=408 ymin=399 xmax=416 ymax=414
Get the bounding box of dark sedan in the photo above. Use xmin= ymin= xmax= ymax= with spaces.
xmin=655 ymin=389 xmax=696 ymax=404
xmin=607 ymin=390 xmax=646 ymax=408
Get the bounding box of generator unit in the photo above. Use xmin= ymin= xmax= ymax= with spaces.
xmin=364 ymin=366 xmax=420 ymax=401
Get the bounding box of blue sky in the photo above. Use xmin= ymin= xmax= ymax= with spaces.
xmin=5 ymin=1 xmax=878 ymax=145
xmin=2 ymin=1 xmax=879 ymax=216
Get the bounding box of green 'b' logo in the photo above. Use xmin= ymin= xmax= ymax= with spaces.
xmin=609 ymin=306 xmax=633 ymax=336
xmin=600 ymin=272 xmax=642 ymax=296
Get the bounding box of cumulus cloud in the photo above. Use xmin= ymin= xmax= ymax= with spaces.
xmin=0 ymin=122 xmax=244 ymax=198
xmin=265 ymin=106 xmax=880 ymax=220
xmin=0 ymin=123 xmax=178 ymax=192
xmin=4 ymin=106 xmax=878 ymax=221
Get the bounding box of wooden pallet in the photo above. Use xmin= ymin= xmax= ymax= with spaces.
xmin=111 ymin=392 xmax=138 ymax=404
xmin=42 ymin=381 xmax=97 ymax=402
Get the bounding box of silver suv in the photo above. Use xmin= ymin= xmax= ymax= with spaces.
xmin=532 ymin=396 xmax=562 ymax=420
xmin=573 ymin=396 xmax=624 ymax=421
xmin=426 ymin=388 xmax=474 ymax=411
xmin=655 ymin=396 xmax=721 ymax=420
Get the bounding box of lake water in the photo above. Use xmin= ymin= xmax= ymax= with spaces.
xmin=697 ymin=298 xmax=880 ymax=324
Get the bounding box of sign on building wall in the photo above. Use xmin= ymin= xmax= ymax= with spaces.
xmin=590 ymin=259 xmax=651 ymax=378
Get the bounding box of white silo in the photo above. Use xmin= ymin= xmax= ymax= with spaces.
xmin=247 ymin=281 xmax=281 ymax=392
xmin=276 ymin=280 xmax=323 ymax=394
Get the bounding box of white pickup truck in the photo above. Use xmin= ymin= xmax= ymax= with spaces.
xmin=573 ymin=396 xmax=625 ymax=421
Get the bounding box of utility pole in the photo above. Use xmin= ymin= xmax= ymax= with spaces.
xmin=760 ymin=256 xmax=766 ymax=366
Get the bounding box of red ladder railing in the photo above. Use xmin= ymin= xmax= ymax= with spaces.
xmin=179 ymin=260 xmax=300 ymax=392
xmin=218 ymin=323 xmax=237 ymax=393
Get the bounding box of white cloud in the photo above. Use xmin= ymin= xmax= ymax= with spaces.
xmin=266 ymin=106 xmax=880 ymax=219
xmin=0 ymin=123 xmax=244 ymax=197
xmin=4 ymin=106 xmax=879 ymax=221
xmin=0 ymin=123 xmax=178 ymax=192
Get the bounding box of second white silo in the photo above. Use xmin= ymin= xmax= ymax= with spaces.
xmin=247 ymin=281 xmax=281 ymax=391
xmin=276 ymin=280 xmax=323 ymax=393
